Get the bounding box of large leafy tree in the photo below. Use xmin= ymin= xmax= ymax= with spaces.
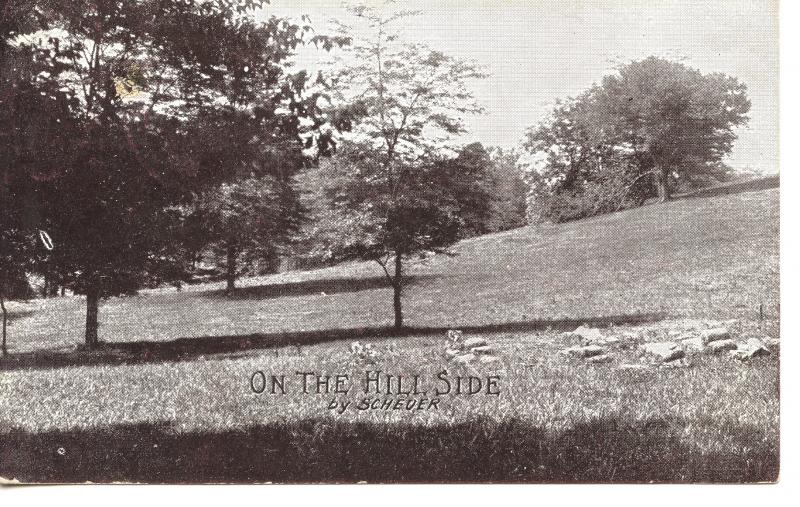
xmin=596 ymin=56 xmax=750 ymax=201
xmin=524 ymin=92 xmax=646 ymax=222
xmin=300 ymin=141 xmax=492 ymax=331
xmin=525 ymin=56 xmax=750 ymax=222
xmin=300 ymin=3 xmax=488 ymax=330
xmin=1 ymin=3 xmax=80 ymax=353
xmin=6 ymin=0 xmax=335 ymax=347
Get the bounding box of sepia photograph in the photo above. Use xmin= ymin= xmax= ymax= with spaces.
xmin=0 ymin=0 xmax=780 ymax=484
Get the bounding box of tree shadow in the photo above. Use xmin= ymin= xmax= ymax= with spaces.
xmin=0 ymin=312 xmax=666 ymax=372
xmin=677 ymin=175 xmax=779 ymax=200
xmin=1 ymin=309 xmax=35 ymax=320
xmin=0 ymin=415 xmax=777 ymax=483
xmin=199 ymin=274 xmax=441 ymax=300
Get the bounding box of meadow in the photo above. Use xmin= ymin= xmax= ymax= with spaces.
xmin=0 ymin=182 xmax=780 ymax=483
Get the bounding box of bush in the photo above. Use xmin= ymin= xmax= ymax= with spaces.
xmin=527 ymin=165 xmax=649 ymax=224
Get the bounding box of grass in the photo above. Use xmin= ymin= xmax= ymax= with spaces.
xmin=0 ymin=184 xmax=780 ymax=483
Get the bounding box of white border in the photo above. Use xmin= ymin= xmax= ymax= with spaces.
xmin=3 ymin=1 xmax=797 ymax=505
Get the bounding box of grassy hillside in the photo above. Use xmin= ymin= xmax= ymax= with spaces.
xmin=0 ymin=185 xmax=780 ymax=483
xmin=3 ymin=185 xmax=779 ymax=355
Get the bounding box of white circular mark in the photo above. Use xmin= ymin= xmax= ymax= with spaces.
xmin=39 ymin=230 xmax=54 ymax=250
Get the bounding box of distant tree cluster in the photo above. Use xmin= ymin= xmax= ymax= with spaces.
xmin=524 ymin=57 xmax=750 ymax=223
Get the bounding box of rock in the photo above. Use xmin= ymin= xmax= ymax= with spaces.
xmin=571 ymin=325 xmax=605 ymax=344
xmin=562 ymin=345 xmax=606 ymax=358
xmin=478 ymin=355 xmax=500 ymax=364
xmin=567 ymin=325 xmax=623 ymax=346
xmin=701 ymin=327 xmax=730 ymax=345
xmin=763 ymin=337 xmax=780 ymax=349
xmin=462 ymin=337 xmax=487 ymax=349
xmin=444 ymin=348 xmax=460 ymax=359
xmin=586 ymin=354 xmax=613 ymax=364
xmin=641 ymin=342 xmax=685 ymax=362
xmin=730 ymin=338 xmax=771 ymax=361
xmin=707 ymin=339 xmax=737 ymax=354
xmin=452 ymin=353 xmax=476 ymax=364
xmin=470 ymin=345 xmax=494 ymax=355
xmin=680 ymin=336 xmax=705 ymax=353
xmin=660 ymin=357 xmax=690 ymax=369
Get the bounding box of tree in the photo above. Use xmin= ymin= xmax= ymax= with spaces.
xmin=595 ymin=57 xmax=749 ymax=201
xmin=188 ymin=172 xmax=304 ymax=294
xmin=299 ymin=3 xmax=486 ymax=330
xmin=524 ymin=57 xmax=750 ymax=222
xmin=1 ymin=6 xmax=78 ymax=354
xmin=6 ymin=0 xmax=334 ymax=347
xmin=300 ymin=141 xmax=491 ymax=330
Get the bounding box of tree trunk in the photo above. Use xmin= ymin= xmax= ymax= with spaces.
xmin=85 ymin=288 xmax=100 ymax=349
xmin=226 ymin=243 xmax=237 ymax=295
xmin=654 ymin=165 xmax=670 ymax=202
xmin=60 ymin=285 xmax=66 ymax=297
xmin=392 ymin=252 xmax=403 ymax=331
xmin=1 ymin=292 xmax=7 ymax=356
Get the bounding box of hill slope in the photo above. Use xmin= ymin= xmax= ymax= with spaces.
xmin=4 ymin=185 xmax=779 ymax=354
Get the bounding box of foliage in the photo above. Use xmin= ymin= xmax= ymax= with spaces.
xmin=525 ymin=57 xmax=750 ymax=222
xmin=1 ymin=0 xmax=340 ymax=345
xmin=187 ymin=173 xmax=304 ymax=292
xmin=484 ymin=147 xmax=528 ymax=233
xmin=299 ymin=2 xmax=487 ymax=329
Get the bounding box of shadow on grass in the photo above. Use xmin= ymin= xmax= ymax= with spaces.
xmin=2 ymin=309 xmax=35 ymax=320
xmin=0 ymin=312 xmax=666 ymax=372
xmin=0 ymin=415 xmax=777 ymax=483
xmin=677 ymin=175 xmax=779 ymax=200
xmin=199 ymin=274 xmax=440 ymax=300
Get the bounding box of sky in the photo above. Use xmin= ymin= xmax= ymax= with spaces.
xmin=264 ymin=0 xmax=778 ymax=173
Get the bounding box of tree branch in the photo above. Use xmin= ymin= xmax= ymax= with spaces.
xmin=374 ymin=256 xmax=396 ymax=287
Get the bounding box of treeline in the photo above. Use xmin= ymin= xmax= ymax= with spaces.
xmin=0 ymin=1 xmax=527 ymax=351
xmin=0 ymin=2 xmax=750 ymax=353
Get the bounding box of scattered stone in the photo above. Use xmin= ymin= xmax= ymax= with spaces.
xmin=462 ymin=337 xmax=487 ymax=349
xmin=478 ymin=355 xmax=500 ymax=364
xmin=562 ymin=345 xmax=606 ymax=358
xmin=706 ymin=339 xmax=737 ymax=354
xmin=679 ymin=336 xmax=705 ymax=353
xmin=701 ymin=327 xmax=730 ymax=345
xmin=470 ymin=345 xmax=494 ymax=355
xmin=452 ymin=353 xmax=476 ymax=364
xmin=586 ymin=354 xmax=613 ymax=364
xmin=444 ymin=348 xmax=460 ymax=359
xmin=660 ymin=357 xmax=691 ymax=369
xmin=730 ymin=338 xmax=771 ymax=361
xmin=571 ymin=325 xmax=605 ymax=344
xmin=641 ymin=341 xmax=685 ymax=362
xmin=444 ymin=331 xmax=500 ymax=365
